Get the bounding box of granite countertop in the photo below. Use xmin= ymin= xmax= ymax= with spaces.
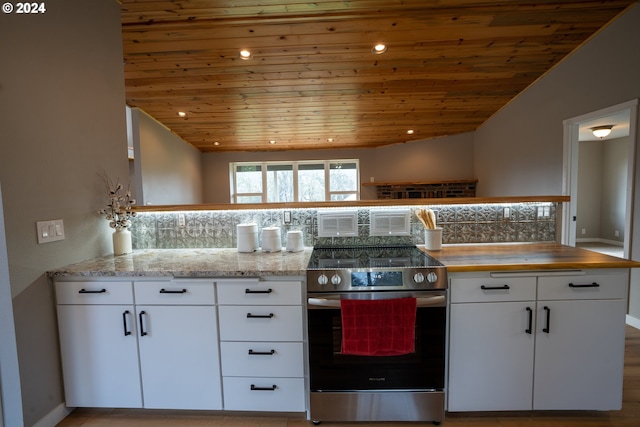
xmin=421 ymin=242 xmax=640 ymax=272
xmin=48 ymin=248 xmax=313 ymax=278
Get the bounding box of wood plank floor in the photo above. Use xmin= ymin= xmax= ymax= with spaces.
xmin=57 ymin=326 xmax=640 ymax=426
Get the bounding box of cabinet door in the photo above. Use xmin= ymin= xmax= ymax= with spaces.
xmin=136 ymin=305 xmax=222 ymax=410
xmin=533 ymin=299 xmax=626 ymax=410
xmin=57 ymin=305 xmax=142 ymax=408
xmin=448 ymin=301 xmax=535 ymax=411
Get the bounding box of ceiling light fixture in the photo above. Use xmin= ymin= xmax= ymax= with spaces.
xmin=269 ymin=140 xmax=276 ymax=145
xmin=239 ymin=49 xmax=252 ymax=60
xmin=213 ymin=141 xmax=220 ymax=146
xmin=407 ymin=129 xmax=414 ymax=135
xmin=177 ymin=111 xmax=187 ymax=117
xmin=372 ymin=43 xmax=387 ymax=54
xmin=591 ymin=125 xmax=613 ymax=139
xmin=327 ymin=138 xmax=334 ymax=143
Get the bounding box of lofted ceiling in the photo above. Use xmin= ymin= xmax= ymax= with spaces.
xmin=120 ymin=0 xmax=636 ymax=153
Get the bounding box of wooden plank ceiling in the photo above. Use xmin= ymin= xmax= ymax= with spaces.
xmin=120 ymin=0 xmax=635 ymax=152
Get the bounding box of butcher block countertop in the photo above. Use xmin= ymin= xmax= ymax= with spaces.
xmin=422 ymin=242 xmax=640 ymax=272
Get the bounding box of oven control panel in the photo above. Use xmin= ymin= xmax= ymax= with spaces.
xmin=307 ymin=268 xmax=447 ymax=293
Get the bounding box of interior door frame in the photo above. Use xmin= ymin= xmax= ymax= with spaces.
xmin=562 ymin=99 xmax=639 ymax=258
xmin=0 ymin=182 xmax=24 ymax=427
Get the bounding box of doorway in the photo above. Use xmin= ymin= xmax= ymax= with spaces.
xmin=562 ymin=99 xmax=638 ymax=259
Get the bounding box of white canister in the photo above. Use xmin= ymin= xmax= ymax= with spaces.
xmin=237 ymin=223 xmax=258 ymax=252
xmin=286 ymin=230 xmax=304 ymax=252
xmin=424 ymin=227 xmax=443 ymax=251
xmin=261 ymin=226 xmax=282 ymax=252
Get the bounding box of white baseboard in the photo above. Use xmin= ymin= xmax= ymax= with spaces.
xmin=576 ymin=237 xmax=624 ymax=246
xmin=626 ymin=314 xmax=640 ymax=330
xmin=32 ymin=403 xmax=73 ymax=427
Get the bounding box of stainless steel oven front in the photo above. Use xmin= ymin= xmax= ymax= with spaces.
xmin=307 ymin=290 xmax=446 ymax=425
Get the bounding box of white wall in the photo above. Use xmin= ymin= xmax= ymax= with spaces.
xmin=576 ymin=137 xmax=628 ymax=242
xmin=131 ymin=108 xmax=204 ymax=205
xmin=202 ymin=132 xmax=475 ymax=203
xmin=0 ymin=1 xmax=129 ymax=424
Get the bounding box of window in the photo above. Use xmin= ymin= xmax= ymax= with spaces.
xmin=230 ymin=160 xmax=359 ymax=203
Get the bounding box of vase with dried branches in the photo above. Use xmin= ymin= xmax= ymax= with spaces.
xmin=97 ymin=171 xmax=136 ymax=255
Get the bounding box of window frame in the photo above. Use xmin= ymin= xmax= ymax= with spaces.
xmin=230 ymin=159 xmax=360 ymax=203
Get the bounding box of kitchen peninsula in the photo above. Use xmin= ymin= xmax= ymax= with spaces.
xmin=50 ymin=239 xmax=639 ymax=415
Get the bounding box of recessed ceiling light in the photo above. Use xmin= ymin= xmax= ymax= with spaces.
xmin=239 ymin=49 xmax=252 ymax=60
xmin=213 ymin=141 xmax=220 ymax=146
xmin=327 ymin=138 xmax=334 ymax=143
xmin=177 ymin=111 xmax=187 ymax=117
xmin=407 ymin=129 xmax=414 ymax=135
xmin=269 ymin=140 xmax=276 ymax=145
xmin=372 ymin=43 xmax=387 ymax=54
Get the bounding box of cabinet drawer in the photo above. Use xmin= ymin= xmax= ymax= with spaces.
xmin=450 ymin=277 xmax=536 ymax=303
xmin=134 ymin=280 xmax=215 ymax=305
xmin=55 ymin=281 xmax=133 ymax=305
xmin=222 ymin=377 xmax=305 ymax=412
xmin=218 ymin=305 xmax=303 ymax=341
xmin=217 ymin=280 xmax=302 ymax=305
xmin=220 ymin=342 xmax=304 ymax=377
xmin=537 ymin=273 xmax=627 ymax=300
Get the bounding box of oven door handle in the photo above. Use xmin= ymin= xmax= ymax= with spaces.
xmin=307 ymin=295 xmax=446 ymax=308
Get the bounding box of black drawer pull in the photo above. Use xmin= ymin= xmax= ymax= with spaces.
xmin=480 ymin=285 xmax=510 ymax=290
xmin=251 ymin=384 xmax=277 ymax=391
xmin=79 ymin=288 xmax=106 ymax=294
xmin=159 ymin=288 xmax=187 ymax=294
xmin=568 ymin=282 xmax=600 ymax=288
xmin=249 ymin=349 xmax=276 ymax=355
xmin=245 ymin=288 xmax=273 ymax=294
xmin=525 ymin=307 xmax=533 ymax=334
xmin=122 ymin=310 xmax=132 ymax=336
xmin=246 ymin=313 xmax=274 ymax=319
xmin=139 ymin=310 xmax=148 ymax=336
xmin=543 ymin=306 xmax=551 ymax=333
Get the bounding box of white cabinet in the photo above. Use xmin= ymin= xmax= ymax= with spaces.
xmin=55 ymin=281 xmax=142 ymax=408
xmin=134 ymin=280 xmax=222 ymax=410
xmin=217 ymin=279 xmax=305 ymax=412
xmin=448 ymin=270 xmax=628 ymax=412
xmin=448 ymin=277 xmax=536 ymax=411
xmin=55 ymin=278 xmax=222 ymax=410
xmin=533 ymin=273 xmax=627 ymax=410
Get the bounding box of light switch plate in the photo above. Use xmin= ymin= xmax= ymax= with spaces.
xmin=37 ymin=219 xmax=65 ymax=244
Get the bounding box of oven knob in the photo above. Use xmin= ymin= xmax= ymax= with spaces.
xmin=331 ymin=274 xmax=342 ymax=286
xmin=317 ymin=274 xmax=329 ymax=286
xmin=413 ymin=272 xmax=425 ymax=284
xmin=427 ymin=272 xmax=439 ymax=283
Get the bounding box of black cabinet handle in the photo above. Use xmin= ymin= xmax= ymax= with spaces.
xmin=525 ymin=307 xmax=533 ymax=334
xmin=568 ymin=282 xmax=600 ymax=288
xmin=139 ymin=310 xmax=148 ymax=336
xmin=246 ymin=313 xmax=274 ymax=318
xmin=249 ymin=349 xmax=276 ymax=355
xmin=79 ymin=288 xmax=106 ymax=294
xmin=480 ymin=285 xmax=510 ymax=290
xmin=245 ymin=288 xmax=273 ymax=294
xmin=251 ymin=384 xmax=277 ymax=391
xmin=159 ymin=288 xmax=187 ymax=294
xmin=122 ymin=310 xmax=131 ymax=336
xmin=543 ymin=306 xmax=551 ymax=333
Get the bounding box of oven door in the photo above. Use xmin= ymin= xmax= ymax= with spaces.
xmin=307 ymin=290 xmax=446 ymax=392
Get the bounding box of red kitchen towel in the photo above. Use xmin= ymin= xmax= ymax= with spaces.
xmin=340 ymin=297 xmax=417 ymax=356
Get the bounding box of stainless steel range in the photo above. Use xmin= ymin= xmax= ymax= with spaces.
xmin=306 ymin=245 xmax=447 ymax=425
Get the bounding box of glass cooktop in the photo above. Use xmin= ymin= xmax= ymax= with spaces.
xmin=307 ymin=245 xmax=444 ymax=270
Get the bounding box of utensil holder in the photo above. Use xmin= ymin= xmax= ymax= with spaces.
xmin=424 ymin=227 xmax=443 ymax=251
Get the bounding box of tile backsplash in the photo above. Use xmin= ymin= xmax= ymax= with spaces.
xmin=130 ymin=202 xmax=557 ymax=249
